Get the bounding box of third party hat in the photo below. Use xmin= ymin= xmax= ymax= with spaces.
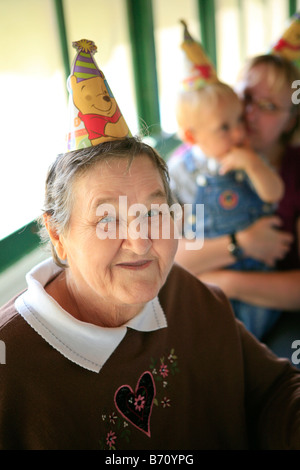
xmin=67 ymin=39 xmax=130 ymax=151
xmin=179 ymin=19 xmax=219 ymax=91
xmin=270 ymin=12 xmax=300 ymax=67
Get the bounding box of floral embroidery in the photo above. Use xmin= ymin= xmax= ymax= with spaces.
xmin=134 ymin=394 xmax=146 ymax=411
xmin=161 ymin=397 xmax=171 ymax=408
xmin=148 ymin=348 xmax=179 ymax=410
xmin=115 ymin=371 xmax=155 ymax=437
xmin=100 ymin=414 xmax=131 ymax=450
xmin=168 ymin=351 xmax=177 ymax=363
xmin=106 ymin=430 xmax=117 ymax=448
xmin=99 ymin=348 xmax=179 ymax=450
xmin=159 ymin=363 xmax=169 ymax=378
xmin=109 ymin=411 xmax=117 ymax=424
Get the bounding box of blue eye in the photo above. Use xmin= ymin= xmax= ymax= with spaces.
xmin=99 ymin=215 xmax=116 ymax=224
xmin=146 ymin=208 xmax=160 ymax=217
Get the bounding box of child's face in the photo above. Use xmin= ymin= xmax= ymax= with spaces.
xmin=191 ymin=95 xmax=246 ymax=160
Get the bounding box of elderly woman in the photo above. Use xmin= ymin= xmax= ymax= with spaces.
xmin=1 ymin=136 xmax=300 ymax=450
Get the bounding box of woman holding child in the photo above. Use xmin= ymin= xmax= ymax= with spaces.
xmin=170 ymin=19 xmax=300 ymax=355
xmin=205 ymin=53 xmax=300 ymax=307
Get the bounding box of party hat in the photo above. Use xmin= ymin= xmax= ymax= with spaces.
xmin=270 ymin=12 xmax=300 ymax=67
xmin=67 ymin=39 xmax=130 ymax=150
xmin=179 ymin=20 xmax=219 ymax=91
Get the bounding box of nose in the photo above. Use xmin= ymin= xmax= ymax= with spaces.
xmin=121 ymin=227 xmax=152 ymax=255
xmin=232 ymin=123 xmax=245 ymax=146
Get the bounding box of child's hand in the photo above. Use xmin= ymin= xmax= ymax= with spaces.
xmin=219 ymin=146 xmax=261 ymax=175
xmin=219 ymin=144 xmax=284 ymax=203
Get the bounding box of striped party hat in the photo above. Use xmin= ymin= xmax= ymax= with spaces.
xmin=67 ymin=39 xmax=130 ymax=151
xmin=179 ymin=20 xmax=219 ymax=91
xmin=72 ymin=39 xmax=103 ymax=81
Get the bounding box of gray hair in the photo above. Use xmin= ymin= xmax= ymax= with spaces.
xmin=38 ymin=136 xmax=174 ymax=267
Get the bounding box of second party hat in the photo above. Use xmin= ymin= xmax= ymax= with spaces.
xmin=179 ymin=20 xmax=219 ymax=92
xmin=270 ymin=12 xmax=300 ymax=67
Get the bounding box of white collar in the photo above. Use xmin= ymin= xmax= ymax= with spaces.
xmin=15 ymin=258 xmax=167 ymax=373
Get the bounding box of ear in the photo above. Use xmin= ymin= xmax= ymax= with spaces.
xmin=43 ymin=213 xmax=67 ymax=261
xmin=183 ymin=128 xmax=196 ymax=145
xmin=70 ymin=75 xmax=78 ymax=89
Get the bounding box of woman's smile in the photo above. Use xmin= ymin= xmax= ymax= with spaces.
xmin=116 ymin=259 xmax=153 ymax=270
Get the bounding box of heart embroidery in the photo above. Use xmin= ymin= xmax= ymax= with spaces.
xmin=114 ymin=371 xmax=156 ymax=437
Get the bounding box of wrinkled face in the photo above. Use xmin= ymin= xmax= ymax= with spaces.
xmin=192 ymin=95 xmax=246 ymax=160
xmin=57 ymin=155 xmax=178 ymax=312
xmin=70 ymin=75 xmax=117 ymax=116
xmin=239 ymin=63 xmax=295 ymax=154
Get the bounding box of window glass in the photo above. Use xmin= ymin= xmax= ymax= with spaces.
xmin=0 ymin=0 xmax=67 ymax=240
xmin=64 ymin=0 xmax=138 ymax=135
xmin=0 ymin=0 xmax=137 ymax=241
xmin=215 ymin=0 xmax=289 ymax=85
xmin=153 ymin=0 xmax=199 ymax=134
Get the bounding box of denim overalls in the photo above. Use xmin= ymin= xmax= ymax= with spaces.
xmin=184 ymin=149 xmax=281 ymax=340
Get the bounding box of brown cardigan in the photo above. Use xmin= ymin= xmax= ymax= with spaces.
xmin=0 ymin=263 xmax=300 ymax=450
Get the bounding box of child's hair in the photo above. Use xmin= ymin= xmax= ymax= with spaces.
xmin=238 ymin=54 xmax=300 ymax=144
xmin=175 ymin=82 xmax=239 ymax=139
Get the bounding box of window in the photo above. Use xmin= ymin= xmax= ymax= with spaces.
xmin=0 ymin=0 xmax=67 ymax=240
xmin=153 ymin=0 xmax=199 ymax=134
xmin=0 ymin=0 xmax=137 ymax=242
xmin=64 ymin=0 xmax=138 ymax=134
xmin=215 ymin=0 xmax=290 ymax=85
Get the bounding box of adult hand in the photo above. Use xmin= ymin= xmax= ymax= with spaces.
xmin=237 ymin=216 xmax=293 ymax=266
xmin=199 ymin=270 xmax=236 ymax=298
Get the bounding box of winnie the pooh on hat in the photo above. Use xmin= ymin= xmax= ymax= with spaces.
xmin=67 ymin=39 xmax=130 ymax=150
